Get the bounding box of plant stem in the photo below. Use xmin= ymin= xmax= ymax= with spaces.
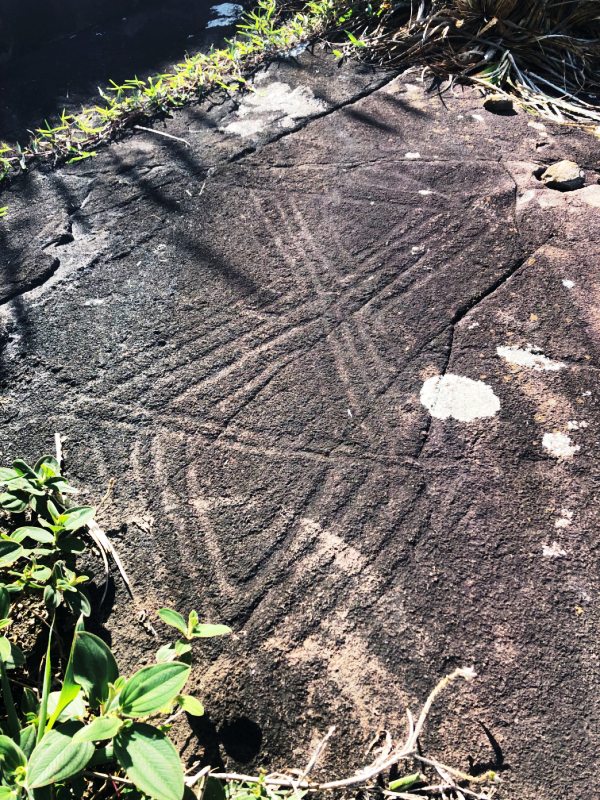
xmin=36 ymin=614 xmax=55 ymax=744
xmin=0 ymin=657 xmax=20 ymax=740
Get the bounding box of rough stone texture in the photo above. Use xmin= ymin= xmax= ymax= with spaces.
xmin=1 ymin=51 xmax=600 ymax=798
xmin=540 ymin=159 xmax=585 ymax=191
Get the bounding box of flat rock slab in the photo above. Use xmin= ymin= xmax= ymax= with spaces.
xmin=1 ymin=52 xmax=600 ymax=798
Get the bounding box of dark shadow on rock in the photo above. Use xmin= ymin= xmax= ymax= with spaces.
xmin=179 ymin=235 xmax=278 ymax=309
xmin=467 ymin=721 xmax=510 ymax=777
xmin=0 ymin=1 xmax=240 ymax=143
xmin=345 ymin=105 xmax=400 ymax=133
xmin=185 ymin=713 xmax=263 ymax=768
xmin=377 ymin=91 xmax=430 ymax=118
xmin=219 ymin=717 xmax=263 ymax=763
xmin=184 ymin=714 xmax=224 ymax=769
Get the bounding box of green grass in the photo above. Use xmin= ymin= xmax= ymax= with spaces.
xmin=0 ymin=0 xmax=376 ymax=188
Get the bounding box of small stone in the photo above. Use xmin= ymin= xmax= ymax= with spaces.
xmin=540 ymin=160 xmax=584 ymax=192
xmin=483 ymin=94 xmax=514 ymax=114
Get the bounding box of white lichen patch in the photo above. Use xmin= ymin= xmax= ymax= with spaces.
xmin=517 ymin=189 xmax=536 ymax=209
xmin=567 ymin=420 xmax=588 ymax=431
xmin=222 ymin=80 xmax=327 ymax=137
xmin=418 ymin=189 xmax=433 ymax=196
xmin=207 ymin=3 xmax=243 ymax=27
xmin=404 ymin=152 xmax=421 ymax=159
xmin=420 ymin=374 xmax=500 ymax=422
xmin=497 ymin=344 xmax=564 ymax=372
xmin=562 ymin=279 xmax=575 ymax=289
xmin=555 ymin=509 xmax=573 ymax=529
xmin=542 ymin=431 xmax=580 ymax=460
xmin=542 ymin=542 xmax=567 ymax=558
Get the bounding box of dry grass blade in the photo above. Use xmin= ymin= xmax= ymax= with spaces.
xmin=54 ymin=432 xmax=133 ymax=601
xmin=209 ymin=666 xmax=495 ymax=798
xmin=347 ymin=0 xmax=600 ymax=123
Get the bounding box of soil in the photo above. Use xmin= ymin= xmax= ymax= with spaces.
xmin=0 ymin=44 xmax=599 ymax=799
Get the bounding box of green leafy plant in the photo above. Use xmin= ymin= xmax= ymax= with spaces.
xmin=0 ymin=599 xmax=229 ymax=799
xmin=0 ymin=457 xmax=93 ymax=617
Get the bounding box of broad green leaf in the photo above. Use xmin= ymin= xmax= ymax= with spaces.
xmin=119 ymin=663 xmax=190 ymax=717
xmin=59 ymin=507 xmax=95 ymax=532
xmin=0 ymin=493 xmax=27 ymax=514
xmin=11 ymin=527 xmax=55 ymax=544
xmin=0 ymin=586 xmax=10 ymax=619
xmin=0 ymin=787 xmax=17 ymax=799
xmin=0 ymin=637 xmax=24 ymax=669
xmin=190 ymin=624 xmax=232 ymax=638
xmin=33 ymin=457 xmax=60 ymax=480
xmin=29 ymin=565 xmax=52 ymax=582
xmin=158 ymin=608 xmax=188 ymax=636
xmin=43 ymin=585 xmax=60 ymax=612
xmin=0 ymin=734 xmax=26 ymax=774
xmin=73 ymin=631 xmax=119 ymax=707
xmin=19 ymin=725 xmax=36 ymax=758
xmin=45 ymin=477 xmax=77 ymax=495
xmin=174 ymin=640 xmax=192 ymax=657
xmin=114 ymin=722 xmax=184 ymax=800
xmin=47 ymin=690 xmax=85 ymax=724
xmin=156 ymin=644 xmax=178 ymax=664
xmin=27 ymin=725 xmax=94 ymax=788
xmin=176 ymin=694 xmax=204 ymax=716
xmin=0 ymin=468 xmax=20 ymax=483
xmin=73 ymin=716 xmax=123 ymax=743
xmin=204 ymin=778 xmax=226 ymax=800
xmin=2 ymin=477 xmax=44 ymax=495
xmin=11 ymin=460 xmax=36 ymax=478
xmin=65 ymin=589 xmax=91 ymax=618
xmin=389 ymin=773 xmax=423 ymax=791
xmin=0 ymin=541 xmax=24 ymax=567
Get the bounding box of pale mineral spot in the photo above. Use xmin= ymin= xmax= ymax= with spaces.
xmin=420 ymin=373 xmax=501 ymax=422
xmin=206 ymin=2 xmax=243 ymax=27
xmin=222 ymin=81 xmax=327 ymax=137
xmin=562 ymin=279 xmax=575 ymax=289
xmin=404 ymin=152 xmax=421 ymax=159
xmin=542 ymin=542 xmax=567 ymax=558
xmin=517 ymin=189 xmax=536 ymax=209
xmin=542 ymin=431 xmax=580 ymax=459
xmin=555 ymin=509 xmax=573 ymax=529
xmin=497 ymin=344 xmax=564 ymax=372
xmin=418 ymin=189 xmax=433 ymax=196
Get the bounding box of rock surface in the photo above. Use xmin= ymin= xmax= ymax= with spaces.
xmin=1 ymin=51 xmax=600 ymax=799
xmin=540 ymin=159 xmax=585 ymax=191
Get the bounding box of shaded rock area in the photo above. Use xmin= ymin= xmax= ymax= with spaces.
xmin=0 ymin=0 xmax=246 ymax=142
xmin=0 ymin=0 xmax=161 ymax=63
xmin=1 ymin=47 xmax=600 ymax=798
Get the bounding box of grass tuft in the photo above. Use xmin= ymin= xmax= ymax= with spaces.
xmin=337 ymin=0 xmax=600 ymax=124
xmin=0 ymin=0 xmax=358 ymax=187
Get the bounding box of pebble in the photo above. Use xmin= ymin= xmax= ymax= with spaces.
xmin=540 ymin=160 xmax=585 ymax=192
